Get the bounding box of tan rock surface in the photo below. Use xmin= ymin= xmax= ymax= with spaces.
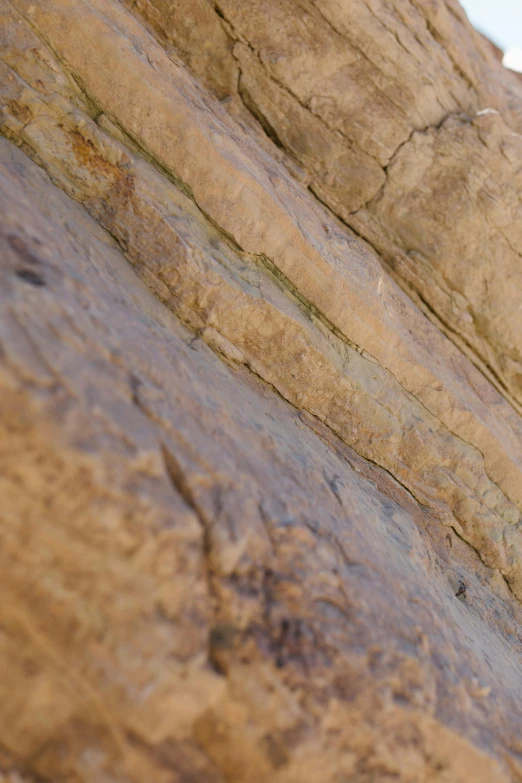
xmin=126 ymin=0 xmax=522 ymax=411
xmin=2 ymin=133 xmax=522 ymax=783
xmin=351 ymin=109 xmax=522 ymax=410
xmin=4 ymin=0 xmax=522 ymax=591
xmin=1 ymin=0 xmax=522 ymax=780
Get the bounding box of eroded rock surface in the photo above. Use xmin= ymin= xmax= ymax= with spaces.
xmin=125 ymin=0 xmax=522 ymax=411
xmin=1 ymin=0 xmax=522 ymax=781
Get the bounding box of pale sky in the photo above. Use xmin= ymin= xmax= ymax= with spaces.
xmin=459 ymin=0 xmax=522 ymax=52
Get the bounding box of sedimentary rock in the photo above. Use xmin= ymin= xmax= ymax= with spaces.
xmin=1 ymin=0 xmax=522 ymax=780
xmin=125 ymin=0 xmax=522 ymax=410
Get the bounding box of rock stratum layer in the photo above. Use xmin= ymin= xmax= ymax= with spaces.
xmin=1 ymin=0 xmax=522 ymax=781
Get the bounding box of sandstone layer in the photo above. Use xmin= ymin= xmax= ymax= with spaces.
xmin=1 ymin=0 xmax=522 ymax=781
xmin=126 ymin=0 xmax=522 ymax=410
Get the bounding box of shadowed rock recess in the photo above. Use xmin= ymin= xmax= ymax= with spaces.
xmin=1 ymin=0 xmax=522 ymax=780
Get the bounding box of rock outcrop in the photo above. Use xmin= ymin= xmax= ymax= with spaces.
xmin=1 ymin=0 xmax=522 ymax=781
xmin=126 ymin=0 xmax=522 ymax=411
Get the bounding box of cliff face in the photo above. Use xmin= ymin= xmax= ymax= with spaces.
xmin=127 ymin=0 xmax=522 ymax=411
xmin=1 ymin=1 xmax=522 ymax=781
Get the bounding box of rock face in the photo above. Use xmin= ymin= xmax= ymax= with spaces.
xmin=126 ymin=0 xmax=522 ymax=410
xmin=1 ymin=1 xmax=522 ymax=781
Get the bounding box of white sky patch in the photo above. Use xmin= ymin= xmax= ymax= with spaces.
xmin=459 ymin=0 xmax=521 ymax=52
xmin=503 ymin=48 xmax=522 ymax=72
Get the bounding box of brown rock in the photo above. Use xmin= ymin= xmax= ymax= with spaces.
xmin=2 ymin=134 xmax=522 ymax=783
xmin=351 ymin=109 xmax=522 ymax=408
xmin=1 ymin=0 xmax=522 ymax=780
xmin=124 ymin=0 xmax=522 ymax=411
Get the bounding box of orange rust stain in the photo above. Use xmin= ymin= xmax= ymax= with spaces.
xmin=8 ymin=101 xmax=32 ymax=124
xmin=69 ymin=130 xmax=121 ymax=180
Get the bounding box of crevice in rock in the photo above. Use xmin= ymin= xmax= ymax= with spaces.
xmin=237 ymin=75 xmax=286 ymax=152
xmin=306 ymin=0 xmax=414 ymax=121
xmin=129 ymin=375 xmax=226 ymax=677
xmin=419 ymin=11 xmax=477 ymax=95
xmin=413 ymin=288 xmax=522 ymax=416
xmin=158 ymin=441 xmax=213 ymax=553
xmin=346 ymin=110 xmax=473 ymax=217
xmin=212 ymin=0 xmax=393 ymax=168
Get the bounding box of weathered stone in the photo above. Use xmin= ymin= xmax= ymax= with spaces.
xmin=351 ymin=109 xmax=522 ymax=409
xmin=1 ymin=0 xmax=522 ymax=780
xmin=3 ymin=0 xmax=522 ymax=593
xmin=124 ymin=0 xmax=522 ymax=411
xmin=2 ymin=134 xmax=522 ymax=783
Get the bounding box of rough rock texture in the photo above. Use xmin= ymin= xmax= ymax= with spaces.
xmin=1 ymin=0 xmax=522 ymax=781
xmin=125 ymin=0 xmax=522 ymax=410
